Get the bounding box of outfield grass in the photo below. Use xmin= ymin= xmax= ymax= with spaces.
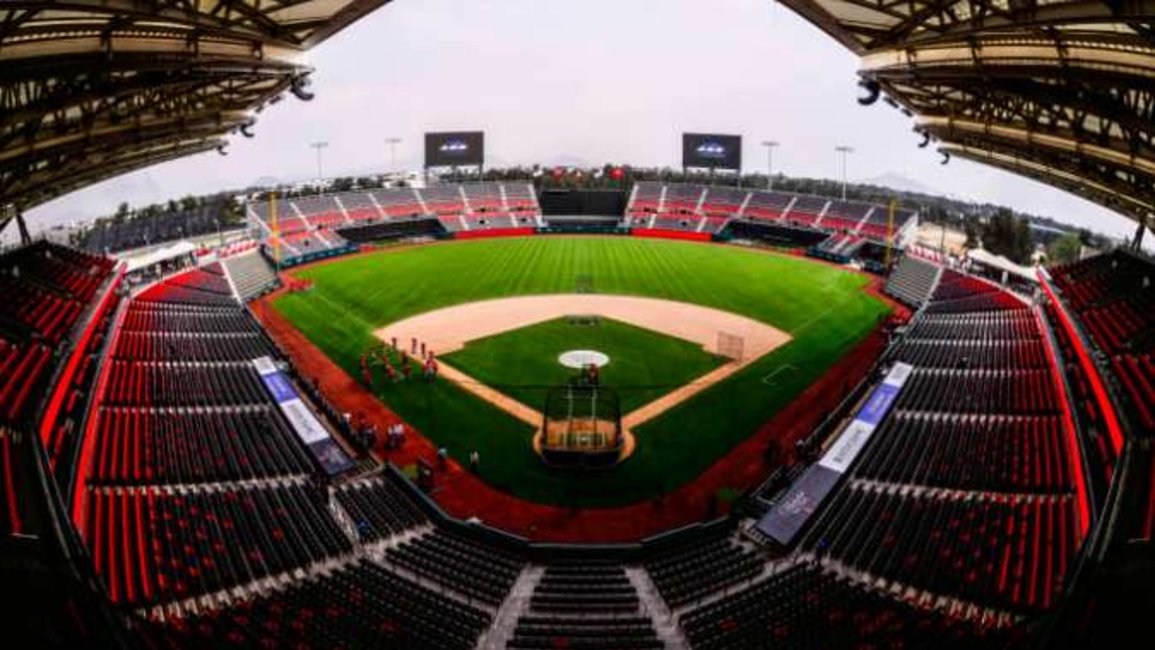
xmin=441 ymin=317 xmax=725 ymax=414
xmin=274 ymin=236 xmax=889 ymax=506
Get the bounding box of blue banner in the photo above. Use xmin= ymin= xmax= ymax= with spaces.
xmin=755 ymin=362 xmax=913 ymax=546
xmin=253 ymin=357 xmax=354 ymax=476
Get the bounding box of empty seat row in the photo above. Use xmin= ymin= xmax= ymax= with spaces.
xmin=135 ymin=283 xmax=236 ymax=307
xmin=854 ymin=412 xmax=1071 ymax=493
xmin=510 ymin=562 xmax=661 ymax=650
xmin=384 ymin=529 xmax=524 ymax=606
xmin=895 ymin=368 xmax=1057 ymax=415
xmin=90 ymin=406 xmax=313 ymax=485
xmin=220 ymin=251 xmax=279 ymax=301
xmin=104 ymin=361 xmax=270 ymax=407
xmin=113 ymin=331 xmax=275 ymax=362
xmin=680 ymin=562 xmax=1009 ymax=650
xmin=84 ymin=483 xmax=351 ymax=605
xmin=1049 ymin=250 xmax=1154 ymax=436
xmin=645 ymin=531 xmax=763 ymax=608
xmin=905 ymin=311 xmax=1041 ymax=341
xmin=529 ymin=563 xmax=639 ymax=614
xmin=890 ymin=339 xmax=1047 ymax=370
xmin=122 ymin=303 xmax=259 ymax=334
xmin=805 ymin=486 xmax=1075 ymax=612
xmin=336 ymin=475 xmax=428 ymax=542
xmin=143 ymin=559 xmax=490 ymax=650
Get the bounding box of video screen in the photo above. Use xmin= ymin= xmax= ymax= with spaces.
xmin=425 ymin=131 xmax=485 ymax=167
xmin=682 ymin=133 xmax=742 ymax=170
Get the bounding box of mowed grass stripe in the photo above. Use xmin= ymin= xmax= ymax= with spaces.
xmin=275 ymin=237 xmax=889 ymax=506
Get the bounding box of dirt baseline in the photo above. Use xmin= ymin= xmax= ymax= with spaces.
xmin=375 ymin=293 xmax=789 ymax=359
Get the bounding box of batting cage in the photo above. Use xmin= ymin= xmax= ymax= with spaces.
xmin=539 ymin=385 xmax=624 ymax=469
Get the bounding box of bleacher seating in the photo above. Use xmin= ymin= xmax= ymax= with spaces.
xmin=104 ymin=361 xmax=270 ymax=407
xmin=291 ymin=195 xmax=347 ymax=229
xmin=509 ymin=562 xmax=662 ymax=650
xmin=808 ymin=264 xmax=1076 ymax=614
xmin=371 ymin=188 xmax=425 ymax=218
xmin=743 ymin=190 xmax=793 ymax=221
xmin=384 ymin=529 xmax=524 ymax=606
xmin=89 ymin=406 xmax=314 ymax=486
xmin=923 ymin=274 xmax=1025 ymax=314
xmin=624 ymin=183 xmax=918 ymax=248
xmin=249 ymin=183 xmax=539 ymax=257
xmin=336 ymin=475 xmax=428 ymax=542
xmin=419 ymin=185 xmax=466 ymax=215
xmin=783 ymin=196 xmax=827 ymax=227
xmin=1050 ymin=250 xmax=1155 ymax=435
xmin=463 ymin=183 xmax=505 ymax=211
xmin=808 ymin=485 xmax=1075 ymax=612
xmin=628 ymin=182 xmax=662 ymax=214
xmin=504 ymin=183 xmax=540 ymax=213
xmin=885 ymin=255 xmax=941 ymax=307
xmin=340 ymin=191 xmax=386 ymax=221
xmin=0 ymin=242 xmax=115 ymax=426
xmin=644 ymin=529 xmax=763 ymax=609
xmin=818 ymin=201 xmax=870 ymax=232
xmin=680 ymin=562 xmax=1010 ymax=649
xmin=905 ymin=310 xmax=1040 ymax=341
xmin=221 ymin=251 xmax=278 ymax=301
xmin=810 ymin=232 xmax=865 ymax=261
xmin=84 ymin=482 xmax=351 ymax=605
xmin=854 ymin=412 xmax=1070 ymax=493
xmin=146 ymin=559 xmax=491 ymax=650
xmin=700 ymin=186 xmax=747 ymax=217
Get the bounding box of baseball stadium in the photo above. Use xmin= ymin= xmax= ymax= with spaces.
xmin=2 ymin=2 xmax=1154 ymax=650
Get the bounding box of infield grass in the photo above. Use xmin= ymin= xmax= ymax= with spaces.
xmin=274 ymin=236 xmax=889 ymax=506
xmin=441 ymin=317 xmax=725 ymax=414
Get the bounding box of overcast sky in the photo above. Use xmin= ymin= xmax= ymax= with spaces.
xmin=25 ymin=0 xmax=1149 ymax=242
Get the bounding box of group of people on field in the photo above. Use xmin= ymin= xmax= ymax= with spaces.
xmin=359 ymin=336 xmax=440 ymax=387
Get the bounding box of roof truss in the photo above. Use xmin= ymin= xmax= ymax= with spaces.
xmin=782 ymin=0 xmax=1155 ymax=224
xmin=0 ymin=1 xmax=392 ymax=210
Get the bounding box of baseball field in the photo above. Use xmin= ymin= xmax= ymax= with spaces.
xmin=273 ymin=236 xmax=890 ymax=506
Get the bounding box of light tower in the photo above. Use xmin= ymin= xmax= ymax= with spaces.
xmin=385 ymin=137 xmax=402 ymax=173
xmin=761 ymin=140 xmax=779 ymax=191
xmin=310 ymin=140 xmax=329 ymax=183
xmin=835 ymin=145 xmax=854 ymax=201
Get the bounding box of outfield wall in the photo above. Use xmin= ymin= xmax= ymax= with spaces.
xmin=630 ymin=228 xmax=712 ymax=242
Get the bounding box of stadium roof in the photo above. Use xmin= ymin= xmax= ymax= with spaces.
xmin=0 ymin=0 xmax=390 ymax=210
xmin=781 ymin=0 xmax=1155 ymax=225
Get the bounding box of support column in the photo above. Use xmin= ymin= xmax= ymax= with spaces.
xmin=1132 ymin=213 xmax=1149 ymax=251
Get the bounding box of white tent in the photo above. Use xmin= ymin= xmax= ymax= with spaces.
xmin=966 ymin=248 xmax=1037 ymax=282
xmin=120 ymin=241 xmax=198 ymax=273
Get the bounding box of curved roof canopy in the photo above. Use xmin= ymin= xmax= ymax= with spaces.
xmin=0 ymin=0 xmax=390 ymax=210
xmin=782 ymin=0 xmax=1155 ymax=225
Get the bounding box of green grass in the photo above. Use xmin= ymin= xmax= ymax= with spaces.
xmin=441 ymin=317 xmax=725 ymax=414
xmin=274 ymin=236 xmax=889 ymax=506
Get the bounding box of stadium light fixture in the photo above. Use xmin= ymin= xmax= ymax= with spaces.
xmin=761 ymin=141 xmax=779 ymax=191
xmin=310 ymin=141 xmax=330 ymax=182
xmin=835 ymin=145 xmax=854 ymax=201
xmin=385 ymin=137 xmax=402 ymax=174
